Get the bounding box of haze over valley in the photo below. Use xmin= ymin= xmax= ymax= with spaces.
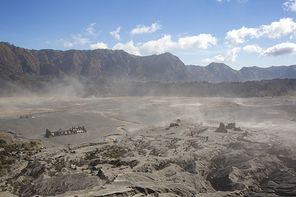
xmin=0 ymin=42 xmax=296 ymax=196
xmin=1 ymin=42 xmax=296 ymax=98
xmin=1 ymin=0 xmax=296 ymax=196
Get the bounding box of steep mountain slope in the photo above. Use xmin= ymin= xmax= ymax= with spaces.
xmin=1 ymin=42 xmax=296 ymax=84
xmin=0 ymin=42 xmax=196 ymax=82
xmin=240 ymin=65 xmax=296 ymax=81
xmin=188 ymin=63 xmax=296 ymax=83
xmin=188 ymin=63 xmax=242 ymax=83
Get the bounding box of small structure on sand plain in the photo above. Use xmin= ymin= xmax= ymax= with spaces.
xmin=45 ymin=126 xmax=87 ymax=138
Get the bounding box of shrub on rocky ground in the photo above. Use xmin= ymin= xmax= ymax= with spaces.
xmin=102 ymin=146 xmax=128 ymax=159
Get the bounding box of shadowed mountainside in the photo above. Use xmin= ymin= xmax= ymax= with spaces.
xmin=1 ymin=42 xmax=296 ymax=97
xmin=1 ymin=42 xmax=296 ymax=84
xmin=188 ymin=63 xmax=296 ymax=83
xmin=0 ymin=42 xmax=195 ymax=82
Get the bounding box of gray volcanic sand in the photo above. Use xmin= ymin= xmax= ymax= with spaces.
xmin=0 ymin=96 xmax=295 ymax=148
xmin=1 ymin=96 xmax=296 ymax=196
xmin=0 ymin=97 xmax=173 ymax=146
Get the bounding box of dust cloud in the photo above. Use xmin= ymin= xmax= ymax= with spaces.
xmin=1 ymin=80 xmax=296 ymax=196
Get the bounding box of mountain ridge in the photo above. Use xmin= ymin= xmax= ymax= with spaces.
xmin=188 ymin=62 xmax=296 ymax=83
xmin=1 ymin=42 xmax=296 ymax=83
xmin=0 ymin=42 xmax=196 ymax=82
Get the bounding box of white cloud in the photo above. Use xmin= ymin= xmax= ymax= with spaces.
xmin=202 ymin=47 xmax=241 ymax=63
xmin=58 ymin=39 xmax=74 ymax=48
xmin=55 ymin=24 xmax=95 ymax=48
xmin=110 ymin=26 xmax=121 ymax=40
xmin=63 ymin=42 xmax=74 ymax=48
xmin=243 ymin=45 xmax=262 ymax=53
xmin=140 ymin=34 xmax=177 ymax=54
xmin=261 ymin=18 xmax=296 ymax=38
xmin=226 ymin=18 xmax=296 ymax=46
xmin=225 ymin=27 xmax=260 ymax=45
xmin=72 ymin=34 xmax=90 ymax=45
xmin=84 ymin=23 xmax=97 ymax=37
xmin=108 ymin=33 xmax=218 ymax=56
xmin=283 ymin=0 xmax=296 ymax=12
xmin=112 ymin=41 xmax=141 ymax=56
xmin=178 ymin=34 xmax=218 ymax=49
xmin=90 ymin=42 xmax=108 ymax=50
xmin=130 ymin=22 xmax=162 ymax=35
xmin=260 ymin=42 xmax=296 ymax=56
xmin=202 ymin=55 xmax=224 ymax=63
xmin=140 ymin=34 xmax=218 ymax=54
xmin=59 ymin=34 xmax=90 ymax=48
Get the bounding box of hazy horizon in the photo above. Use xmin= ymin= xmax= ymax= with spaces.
xmin=1 ymin=0 xmax=296 ymax=70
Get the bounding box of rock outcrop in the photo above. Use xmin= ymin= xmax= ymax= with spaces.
xmin=20 ymin=173 xmax=101 ymax=196
xmin=215 ymin=123 xmax=227 ymax=133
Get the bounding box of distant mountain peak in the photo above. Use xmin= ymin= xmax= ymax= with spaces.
xmin=207 ymin=62 xmax=232 ymax=69
xmin=188 ymin=62 xmax=296 ymax=83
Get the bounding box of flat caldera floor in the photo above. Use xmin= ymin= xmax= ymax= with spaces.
xmin=1 ymin=96 xmax=296 ymax=197
xmin=0 ymin=96 xmax=295 ymax=149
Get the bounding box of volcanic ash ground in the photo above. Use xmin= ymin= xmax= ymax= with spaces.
xmin=0 ymin=96 xmax=296 ymax=197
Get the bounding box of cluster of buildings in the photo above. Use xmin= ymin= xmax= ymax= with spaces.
xmin=45 ymin=126 xmax=87 ymax=137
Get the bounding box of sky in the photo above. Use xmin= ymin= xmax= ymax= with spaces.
xmin=1 ymin=0 xmax=296 ymax=70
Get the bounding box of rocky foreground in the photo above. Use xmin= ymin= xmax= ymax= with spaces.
xmin=0 ymin=121 xmax=295 ymax=196
xmin=0 ymin=96 xmax=295 ymax=196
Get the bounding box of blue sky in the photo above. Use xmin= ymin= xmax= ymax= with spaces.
xmin=1 ymin=0 xmax=296 ymax=70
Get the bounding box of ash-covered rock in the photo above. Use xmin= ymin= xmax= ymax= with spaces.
xmin=215 ymin=123 xmax=227 ymax=133
xmin=16 ymin=161 xmax=45 ymax=179
xmin=2 ymin=96 xmax=296 ymax=197
xmin=20 ymin=173 xmax=101 ymax=196
xmin=207 ymin=145 xmax=296 ymax=195
xmin=226 ymin=122 xmax=242 ymax=131
xmin=260 ymin=169 xmax=296 ymax=196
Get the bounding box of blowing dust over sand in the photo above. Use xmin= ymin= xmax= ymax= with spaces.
xmin=0 ymin=96 xmax=296 ymax=196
